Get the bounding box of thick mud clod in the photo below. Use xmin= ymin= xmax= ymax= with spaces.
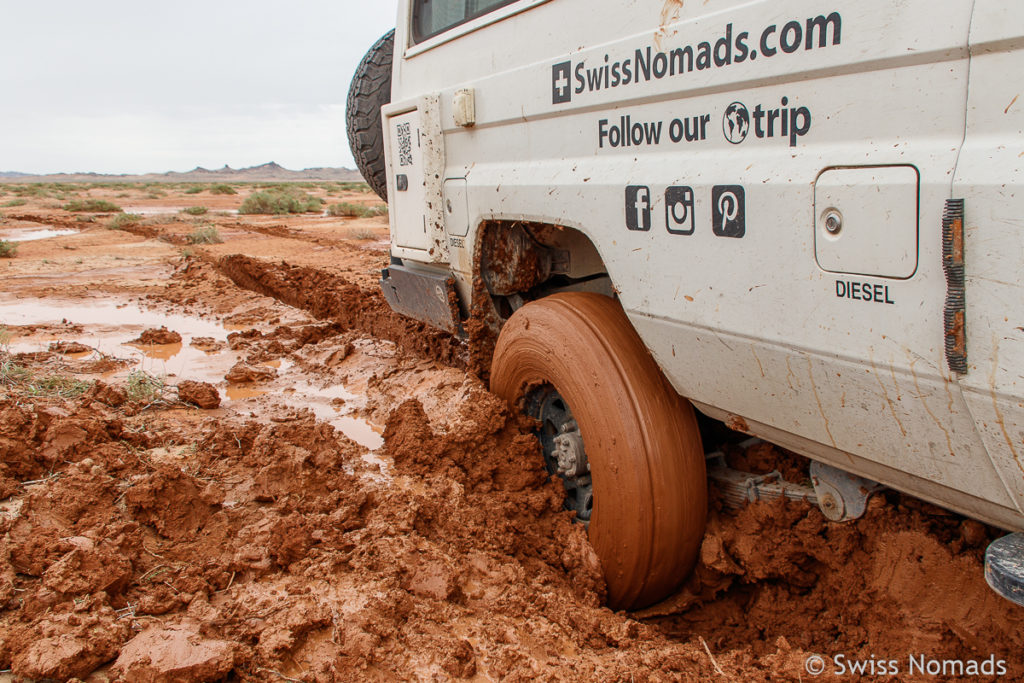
xmin=176 ymin=380 xmax=221 ymax=409
xmin=216 ymin=254 xmax=467 ymax=368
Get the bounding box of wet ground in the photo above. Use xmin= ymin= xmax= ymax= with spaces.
xmin=0 ymin=182 xmax=1022 ymax=681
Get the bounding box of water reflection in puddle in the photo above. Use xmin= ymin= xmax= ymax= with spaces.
xmin=125 ymin=341 xmax=184 ymax=361
xmin=1 ymin=296 xmax=384 ymax=452
xmin=122 ymin=206 xmax=239 ymax=216
xmin=225 ymin=385 xmax=269 ymax=401
xmin=0 ymin=227 xmax=79 ymax=242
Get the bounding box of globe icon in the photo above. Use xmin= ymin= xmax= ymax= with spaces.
xmin=723 ymin=102 xmax=750 ymax=144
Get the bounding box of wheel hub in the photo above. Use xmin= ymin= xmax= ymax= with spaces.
xmin=553 ymin=421 xmax=588 ymax=478
xmin=526 ymin=386 xmax=594 ymax=523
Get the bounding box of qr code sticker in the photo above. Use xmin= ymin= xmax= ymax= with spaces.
xmin=397 ymin=122 xmax=413 ymax=167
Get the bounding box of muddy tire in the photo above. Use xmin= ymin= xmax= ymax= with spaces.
xmin=490 ymin=292 xmax=707 ymax=610
xmin=346 ymin=29 xmax=394 ymax=201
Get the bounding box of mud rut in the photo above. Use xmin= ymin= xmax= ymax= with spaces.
xmin=1 ymin=203 xmax=1022 ymax=682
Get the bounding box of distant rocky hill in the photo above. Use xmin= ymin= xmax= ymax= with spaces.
xmin=0 ymin=162 xmax=364 ymax=184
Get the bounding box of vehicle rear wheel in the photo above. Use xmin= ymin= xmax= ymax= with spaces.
xmin=346 ymin=29 xmax=394 ymax=201
xmin=490 ymin=292 xmax=707 ymax=610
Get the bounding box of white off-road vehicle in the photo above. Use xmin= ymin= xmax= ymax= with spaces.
xmin=348 ymin=0 xmax=1024 ymax=610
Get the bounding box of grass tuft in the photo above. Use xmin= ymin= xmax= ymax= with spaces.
xmin=0 ymin=349 xmax=93 ymax=399
xmin=210 ymin=184 xmax=237 ymax=195
xmin=346 ymin=227 xmax=377 ymax=240
xmin=327 ymin=202 xmax=387 ymax=218
xmin=126 ymin=370 xmax=164 ymax=403
xmin=184 ymin=186 xmax=203 ymax=195
xmin=63 ymin=199 xmax=122 ymax=213
xmin=2 ymin=199 xmax=27 ymax=208
xmin=107 ymin=213 xmax=144 ymax=230
xmin=239 ymin=188 xmax=323 ymax=215
xmin=0 ymin=357 xmax=32 ymax=386
xmin=187 ymin=226 xmax=223 ymax=244
xmin=0 ymin=240 xmax=17 ymax=258
xmin=181 ymin=206 xmax=208 ymax=216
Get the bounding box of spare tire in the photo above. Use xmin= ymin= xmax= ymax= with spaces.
xmin=346 ymin=29 xmax=394 ymax=201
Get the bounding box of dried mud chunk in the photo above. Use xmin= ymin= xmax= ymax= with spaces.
xmin=189 ymin=336 xmax=225 ymax=353
xmin=129 ymin=326 xmax=183 ymax=345
xmin=254 ymin=595 xmax=332 ymax=660
xmin=125 ymin=466 xmax=212 ymax=540
xmin=41 ymin=421 xmax=89 ymax=460
xmin=84 ymin=380 xmax=127 ymax=407
xmin=10 ymin=604 xmax=129 ymax=681
xmin=960 ymin=519 xmax=988 ymax=547
xmin=0 ymin=475 xmax=16 ymax=499
xmin=42 ymin=543 xmax=133 ymax=597
xmin=224 ymin=362 xmax=277 ymax=383
xmin=113 ymin=625 xmax=237 ymax=683
xmin=382 ymin=399 xmax=438 ymax=472
xmin=402 ymin=556 xmax=461 ymax=602
xmin=725 ymin=441 xmax=809 ymax=485
xmin=136 ymin=584 xmax=186 ymax=616
xmin=0 ymin=543 xmax=14 ymax=604
xmin=268 ymin=514 xmax=315 ymax=567
xmin=49 ymin=340 xmax=92 ymax=355
xmin=440 ymin=638 xmax=477 ymax=679
xmin=14 ymin=634 xmax=110 ymax=681
xmin=177 ymin=380 xmax=221 ymax=409
xmin=324 ymin=341 xmax=354 ymax=366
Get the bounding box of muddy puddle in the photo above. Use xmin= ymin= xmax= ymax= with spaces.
xmin=0 ymin=296 xmax=382 ymax=450
xmin=121 ymin=206 xmax=238 ymax=216
xmin=0 ymin=226 xmax=78 ymax=242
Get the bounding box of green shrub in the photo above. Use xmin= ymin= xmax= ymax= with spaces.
xmin=327 ymin=202 xmax=364 ymax=218
xmin=187 ymin=226 xmax=223 ymax=244
xmin=184 ymin=186 xmax=203 ymax=194
xmin=13 ymin=186 xmax=51 ymax=198
xmin=327 ymin=202 xmax=387 ymax=218
xmin=107 ymin=213 xmax=143 ymax=230
xmin=63 ymin=199 xmax=122 ymax=213
xmin=239 ymin=189 xmax=323 ymax=215
xmin=210 ymin=184 xmax=237 ymax=195
xmin=0 ymin=240 xmax=17 ymax=258
xmin=181 ymin=206 xmax=208 ymax=216
xmin=1 ymin=199 xmax=26 ymax=207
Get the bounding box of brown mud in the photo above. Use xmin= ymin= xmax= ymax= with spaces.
xmin=1 ymin=183 xmax=1022 ymax=681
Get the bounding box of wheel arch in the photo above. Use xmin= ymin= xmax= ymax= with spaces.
xmin=466 ymin=218 xmax=617 ymax=372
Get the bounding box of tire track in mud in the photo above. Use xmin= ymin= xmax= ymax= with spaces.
xmin=214 ymin=254 xmax=467 ymax=369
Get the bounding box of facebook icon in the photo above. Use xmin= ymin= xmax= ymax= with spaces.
xmin=625 ymin=186 xmax=652 ymax=231
xmin=552 ymin=61 xmax=572 ymax=104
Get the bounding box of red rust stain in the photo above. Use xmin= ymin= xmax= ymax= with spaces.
xmin=725 ymin=415 xmax=750 ymax=433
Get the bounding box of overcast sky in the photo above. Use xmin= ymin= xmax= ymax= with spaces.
xmin=0 ymin=1 xmax=398 ymax=175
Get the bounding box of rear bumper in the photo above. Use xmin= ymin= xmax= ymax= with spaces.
xmin=380 ymin=258 xmax=462 ymax=335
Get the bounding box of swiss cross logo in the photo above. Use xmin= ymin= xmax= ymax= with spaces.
xmin=552 ymin=61 xmax=572 ymax=104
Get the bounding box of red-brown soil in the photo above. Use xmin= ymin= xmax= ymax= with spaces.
xmin=1 ymin=183 xmax=1021 ymax=681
